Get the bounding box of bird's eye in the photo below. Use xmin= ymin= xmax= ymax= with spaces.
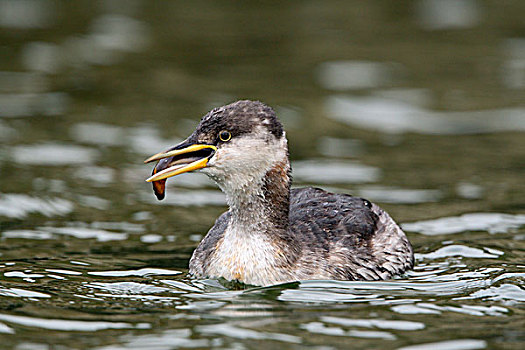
xmin=219 ymin=130 xmax=231 ymax=142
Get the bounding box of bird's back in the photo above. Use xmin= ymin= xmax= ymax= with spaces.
xmin=288 ymin=187 xmax=413 ymax=281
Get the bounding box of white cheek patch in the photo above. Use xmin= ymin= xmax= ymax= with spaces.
xmin=205 ymin=131 xmax=287 ymax=189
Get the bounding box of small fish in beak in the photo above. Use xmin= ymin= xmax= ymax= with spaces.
xmin=145 ymin=143 xmax=217 ymax=200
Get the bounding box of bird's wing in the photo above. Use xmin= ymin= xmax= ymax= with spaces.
xmin=289 ymin=187 xmax=412 ymax=280
xmin=188 ymin=211 xmax=231 ymax=277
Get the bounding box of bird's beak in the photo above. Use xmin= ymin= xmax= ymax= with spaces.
xmin=144 ymin=143 xmax=217 ymax=200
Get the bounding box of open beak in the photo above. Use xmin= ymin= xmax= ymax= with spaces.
xmin=144 ymin=143 xmax=217 ymax=200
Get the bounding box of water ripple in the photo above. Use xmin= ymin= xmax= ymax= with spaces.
xmin=402 ymin=213 xmax=525 ymax=235
xmin=0 ymin=194 xmax=73 ymax=219
xmin=320 ymin=316 xmax=425 ymax=331
xmin=86 ymin=282 xmax=170 ymax=294
xmin=88 ymin=268 xmax=182 ymax=277
xmin=292 ymin=160 xmax=381 ymax=184
xmin=416 ymin=245 xmax=503 ymax=260
xmin=301 ymin=322 xmax=396 ymax=339
xmin=0 ymin=287 xmax=50 ymax=298
xmin=10 ymin=143 xmax=98 ymax=165
xmin=196 ymin=323 xmax=302 ymax=343
xmin=397 ymin=339 xmax=487 ymax=350
xmin=0 ymin=314 xmax=150 ymax=332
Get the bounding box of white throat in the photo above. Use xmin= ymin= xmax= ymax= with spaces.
xmin=202 ymin=130 xmax=289 ymax=226
xmin=200 ymin=131 xmax=292 ymax=284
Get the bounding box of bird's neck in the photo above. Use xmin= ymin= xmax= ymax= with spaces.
xmin=223 ymin=159 xmax=291 ymax=235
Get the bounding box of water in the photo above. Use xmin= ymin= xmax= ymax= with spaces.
xmin=1 ymin=1 xmax=524 ymax=349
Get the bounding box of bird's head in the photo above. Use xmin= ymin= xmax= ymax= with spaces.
xmin=145 ymin=100 xmax=289 ymax=200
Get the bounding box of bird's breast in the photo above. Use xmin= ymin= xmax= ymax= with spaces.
xmin=205 ymin=225 xmax=288 ymax=285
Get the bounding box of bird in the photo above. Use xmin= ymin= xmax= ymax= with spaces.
xmin=145 ymin=100 xmax=413 ymax=286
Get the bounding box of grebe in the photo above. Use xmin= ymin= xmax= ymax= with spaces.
xmin=145 ymin=100 xmax=413 ymax=286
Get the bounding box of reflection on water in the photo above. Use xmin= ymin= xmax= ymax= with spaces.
xmin=0 ymin=0 xmax=54 ymax=29
xmin=416 ymin=244 xmax=503 ymax=259
xmin=11 ymin=143 xmax=98 ymax=165
xmin=292 ymin=160 xmax=381 ymax=184
xmin=415 ymin=0 xmax=482 ymax=31
xmin=325 ymin=95 xmax=525 ymax=135
xmin=0 ymin=240 xmax=523 ymax=347
xmin=196 ymin=323 xmax=302 ymax=343
xmin=0 ymin=1 xmax=524 ymax=349
xmin=503 ymin=38 xmax=525 ymax=89
xmin=403 ymin=213 xmax=525 ymax=235
xmin=0 ymin=314 xmax=150 ymax=332
xmin=88 ymin=268 xmax=182 ymax=277
xmin=0 ymin=287 xmax=50 ymax=298
xmin=0 ymin=194 xmax=73 ymax=219
xmin=141 ymin=189 xmax=226 ymax=207
xmin=71 ymin=122 xmax=126 ymax=147
xmin=301 ymin=321 xmax=396 ymax=339
xmin=317 ymin=61 xmax=397 ymax=91
xmin=0 ymin=92 xmax=69 ymax=117
xmin=357 ymin=185 xmax=442 ymax=204
xmin=398 ymin=339 xmax=487 ymax=350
